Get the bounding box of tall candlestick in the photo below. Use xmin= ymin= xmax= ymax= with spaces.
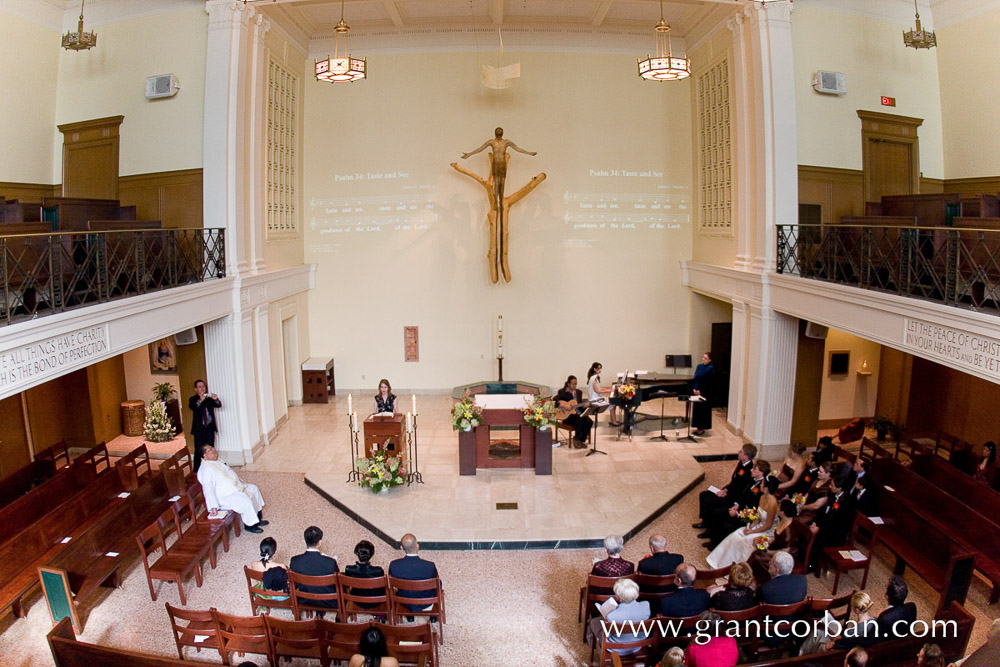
xmin=498 ymin=315 xmax=502 ymax=333
xmin=352 ymin=411 xmax=358 ymax=433
xmin=412 ymin=393 xmax=416 ymax=415
xmin=406 ymin=411 xmax=412 ymax=433
xmin=347 ymin=393 xmax=352 ymax=415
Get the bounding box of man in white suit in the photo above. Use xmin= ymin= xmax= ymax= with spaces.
xmin=196 ymin=445 xmax=267 ymax=534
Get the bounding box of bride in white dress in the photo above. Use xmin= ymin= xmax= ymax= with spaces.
xmin=706 ymin=475 xmax=780 ymax=569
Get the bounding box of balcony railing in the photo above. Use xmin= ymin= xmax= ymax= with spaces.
xmin=0 ymin=228 xmax=225 ymax=327
xmin=777 ymin=223 xmax=1000 ymax=315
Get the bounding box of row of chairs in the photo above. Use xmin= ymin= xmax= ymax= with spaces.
xmin=590 ymin=593 xmax=854 ymax=667
xmin=244 ymin=567 xmax=447 ymax=642
xmin=136 ymin=483 xmax=240 ymax=605
xmin=165 ymin=603 xmax=437 ymax=667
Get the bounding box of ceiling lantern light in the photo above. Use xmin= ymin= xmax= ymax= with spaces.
xmin=637 ymin=1 xmax=690 ymax=81
xmin=903 ymin=0 xmax=936 ymax=50
xmin=62 ymin=0 xmax=97 ymax=52
xmin=315 ymin=0 xmax=366 ymax=82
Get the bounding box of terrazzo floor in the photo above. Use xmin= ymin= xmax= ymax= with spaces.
xmin=3 ymin=397 xmax=997 ymax=666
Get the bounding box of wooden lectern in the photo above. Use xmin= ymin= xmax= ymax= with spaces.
xmin=363 ymin=415 xmax=407 ymax=465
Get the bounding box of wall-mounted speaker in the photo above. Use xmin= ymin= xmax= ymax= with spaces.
xmin=805 ymin=322 xmax=829 ymax=340
xmin=174 ymin=328 xmax=198 ymax=345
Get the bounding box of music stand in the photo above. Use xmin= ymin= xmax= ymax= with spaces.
xmin=677 ymin=395 xmax=703 ymax=443
xmin=582 ymin=403 xmax=610 ymax=457
xmin=650 ymin=390 xmax=675 ymax=442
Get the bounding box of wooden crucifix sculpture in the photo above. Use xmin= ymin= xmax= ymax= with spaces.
xmin=451 ymin=127 xmax=546 ymax=283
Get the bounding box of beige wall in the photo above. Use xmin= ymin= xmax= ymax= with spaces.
xmin=268 ymin=294 xmax=310 ymax=419
xmin=818 ymin=328 xmax=881 ymax=422
xmin=937 ymin=7 xmax=1000 ymax=179
xmin=0 ymin=10 xmax=59 ymax=184
xmin=792 ymin=5 xmax=945 ymax=179
xmin=122 ymin=345 xmax=180 ymax=404
xmin=54 ymin=6 xmax=206 ymax=179
xmin=303 ymin=50 xmax=693 ymax=390
xmin=689 ymin=293 xmax=732 ymax=359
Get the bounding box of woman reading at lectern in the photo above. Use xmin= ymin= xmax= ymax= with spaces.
xmin=373 ymin=379 xmax=397 ymax=416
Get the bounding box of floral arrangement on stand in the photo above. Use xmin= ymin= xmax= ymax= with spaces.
xmin=522 ymin=396 xmax=557 ymax=430
xmin=791 ymin=492 xmax=807 ymax=506
xmin=143 ymin=400 xmax=175 ymax=442
xmin=616 ymin=384 xmax=636 ymax=401
xmin=753 ymin=535 xmax=770 ymax=551
xmin=356 ymin=441 xmax=405 ymax=493
xmin=451 ymin=393 xmax=484 ymax=431
xmin=737 ymin=507 xmax=760 ymax=526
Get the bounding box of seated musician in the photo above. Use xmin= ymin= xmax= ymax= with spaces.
xmin=554 ymin=375 xmax=593 ymax=449
xmin=373 ymin=378 xmax=396 ymax=416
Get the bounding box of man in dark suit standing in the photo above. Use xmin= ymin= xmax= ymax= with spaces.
xmin=289 ymin=526 xmax=339 ymax=614
xmin=659 ymin=563 xmax=710 ymax=621
xmin=694 ymin=444 xmax=757 ymax=530
xmin=388 ymin=533 xmax=439 ymax=613
xmin=637 ymin=534 xmax=682 ymax=608
xmin=876 ymin=576 xmax=917 ymax=640
xmin=189 ymin=379 xmax=221 ymax=472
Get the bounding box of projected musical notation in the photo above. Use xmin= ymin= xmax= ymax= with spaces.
xmin=308 ymin=191 xmax=439 ymax=234
xmin=562 ymin=191 xmax=690 ymax=230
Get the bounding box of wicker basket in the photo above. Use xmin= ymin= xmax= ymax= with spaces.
xmin=121 ymin=400 xmax=146 ymax=437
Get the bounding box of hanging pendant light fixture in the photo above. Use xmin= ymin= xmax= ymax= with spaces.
xmin=315 ymin=0 xmax=366 ymax=82
xmin=903 ymin=0 xmax=936 ymax=50
xmin=637 ymin=0 xmax=690 ymax=81
xmin=62 ymin=0 xmax=97 ymax=51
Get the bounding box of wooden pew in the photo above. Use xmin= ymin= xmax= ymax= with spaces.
xmin=1 ymin=200 xmax=42 ymax=222
xmin=910 ymin=453 xmax=1000 ymax=517
xmin=879 ymin=193 xmax=962 ymax=227
xmin=961 ymin=194 xmax=999 ymax=218
xmin=39 ymin=470 xmax=173 ymax=631
xmin=35 ymin=439 xmax=72 ymax=469
xmin=869 ymin=460 xmax=978 ymax=614
xmin=48 ymin=617 xmax=192 ymax=667
xmin=160 ymin=447 xmax=196 ymax=497
xmin=0 ymin=457 xmax=57 ymax=508
xmin=40 ymin=197 xmax=133 ymax=232
xmin=115 ymin=444 xmax=153 ymax=492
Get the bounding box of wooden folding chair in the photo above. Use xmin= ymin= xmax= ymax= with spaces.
xmin=595 ymin=634 xmax=656 ymax=667
xmin=288 ymin=570 xmax=341 ymax=620
xmin=789 ymin=518 xmax=817 ymax=575
xmin=378 ymin=619 xmax=438 ymax=667
xmin=156 ymin=506 xmax=212 ymax=571
xmin=214 ymin=610 xmax=271 ymax=666
xmin=319 ymin=618 xmax=371 ymax=664
xmin=634 ymin=573 xmax=675 ymax=608
xmin=136 ymin=523 xmax=201 ymax=605
xmin=188 ymin=482 xmax=241 ymax=538
xmin=822 ymin=514 xmax=879 ymax=594
xmin=751 ymin=599 xmax=812 ymax=660
xmin=35 ymin=439 xmax=72 ymax=470
xmin=339 ymin=573 xmax=390 ymax=622
xmin=714 ymin=604 xmax=761 ymax=652
xmin=164 ymin=602 xmax=221 ymax=661
xmin=653 ymin=613 xmax=702 ymax=650
xmin=810 ymin=591 xmax=855 ymax=625
xmin=694 ymin=565 xmax=731 ymax=589
xmin=172 ymin=491 xmax=229 ymax=560
xmin=579 ymin=574 xmax=634 ymax=643
xmin=265 ymin=615 xmax=326 ymax=666
xmin=244 ymin=565 xmax=294 ymax=616
xmin=388 ymin=575 xmax=446 ymax=643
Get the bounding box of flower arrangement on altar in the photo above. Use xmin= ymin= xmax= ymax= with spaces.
xmin=356 ymin=442 xmax=405 ymax=493
xmin=753 ymin=535 xmax=770 ymax=551
xmin=616 ymin=383 xmax=636 ymax=400
xmin=143 ymin=400 xmax=175 ymax=442
xmin=737 ymin=507 xmax=760 ymax=526
xmin=451 ymin=393 xmax=483 ymax=431
xmin=522 ymin=396 xmax=557 ymax=430
xmin=791 ymin=492 xmax=807 ymax=506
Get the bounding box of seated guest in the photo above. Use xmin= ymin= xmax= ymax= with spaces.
xmin=388 ymin=533 xmax=439 ymax=612
xmin=660 ymin=563 xmax=710 ymax=618
xmin=791 ymin=453 xmax=820 ymax=496
xmin=373 ymin=378 xmax=397 ymax=415
xmin=844 ymin=458 xmax=869 ymax=493
xmin=706 ymin=474 xmax=780 ymax=567
xmin=586 ymin=577 xmax=651 ymax=653
xmin=798 ymin=462 xmax=835 ymax=524
xmin=694 ymin=444 xmax=757 ymax=530
xmin=349 ymin=627 xmax=399 ymax=667
xmin=248 ymin=536 xmax=288 ymax=598
xmin=749 ymin=499 xmax=799 ymax=572
xmin=197 ymin=445 xmax=267 ymax=533
xmin=709 ymin=562 xmax=756 ymax=611
xmin=658 ymin=647 xmax=685 ymax=667
xmin=688 ymin=610 xmax=739 ymax=667
xmin=851 ymin=472 xmax=877 ymax=517
xmin=876 ymin=575 xmax=917 ymax=640
xmin=702 ymin=460 xmax=769 ymax=549
xmin=830 ymin=592 xmax=880 ymax=650
xmin=554 ymin=375 xmax=593 ymax=449
xmin=290 ymin=525 xmax=339 ymax=612
xmin=813 ymin=436 xmax=835 ymax=466
xmin=845 ymin=647 xmax=868 ymax=667
xmin=809 ymin=477 xmax=856 ymax=556
xmin=760 ymin=551 xmax=806 ymax=605
xmin=344 ymin=539 xmax=386 ymax=610
xmin=918 ymin=643 xmax=945 ymax=667
xmin=974 ymin=441 xmax=997 ymax=486
xmin=592 ymin=534 xmax=635 ymax=577
xmin=637 ymin=534 xmax=681 ymax=601
xmin=776 ymin=442 xmax=808 ymax=496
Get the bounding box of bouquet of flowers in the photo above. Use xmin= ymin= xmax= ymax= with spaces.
xmin=753 ymin=535 xmax=771 ymax=551
xmin=143 ymin=400 xmax=176 ymax=442
xmin=356 ymin=448 xmax=405 ymax=493
xmin=737 ymin=507 xmax=760 ymax=526
xmin=791 ymin=492 xmax=807 ymax=506
xmin=523 ymin=396 xmax=557 ymax=430
xmin=616 ymin=384 xmax=636 ymax=400
xmin=451 ymin=393 xmax=483 ymax=431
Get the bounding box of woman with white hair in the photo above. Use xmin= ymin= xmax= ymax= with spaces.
xmin=586 ymin=577 xmax=651 ymax=654
xmin=592 ymin=534 xmax=635 ymax=577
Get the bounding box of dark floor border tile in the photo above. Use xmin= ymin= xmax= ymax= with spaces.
xmin=693 ymin=453 xmax=740 ymax=463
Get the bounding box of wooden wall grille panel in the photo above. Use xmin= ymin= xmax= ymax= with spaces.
xmin=697 ymin=58 xmax=732 ymax=233
xmin=266 ymin=60 xmax=298 ymax=238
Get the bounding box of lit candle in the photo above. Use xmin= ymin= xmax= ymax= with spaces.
xmin=348 ymin=393 xmax=353 ymax=415
xmin=406 ymin=411 xmax=412 ymax=433
xmin=412 ymin=393 xmax=416 ymax=415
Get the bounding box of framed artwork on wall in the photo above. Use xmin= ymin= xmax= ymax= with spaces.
xmin=829 ymin=350 xmax=850 ymax=376
xmin=149 ymin=337 xmax=178 ymax=374
xmin=404 ymin=326 xmax=419 ymax=362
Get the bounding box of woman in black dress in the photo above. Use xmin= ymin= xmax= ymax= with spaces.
xmin=374 ymin=379 xmax=396 ymax=415
xmin=691 ymin=352 xmax=715 ymax=435
xmin=344 ymin=540 xmax=386 ymax=610
xmin=248 ymin=537 xmax=289 ymax=597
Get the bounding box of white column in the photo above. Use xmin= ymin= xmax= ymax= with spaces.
xmin=203 ymin=313 xmax=262 ymax=465
xmin=727 ymin=300 xmax=749 ymax=435
xmin=728 ymin=13 xmax=753 ymax=270
xmin=248 ymin=12 xmax=270 ymax=274
xmin=254 ymin=304 xmax=276 ymax=444
xmin=747 ymin=1 xmax=797 ymax=272
xmin=743 ymin=305 xmax=799 ymax=459
xmin=204 ymin=0 xmax=253 ymax=276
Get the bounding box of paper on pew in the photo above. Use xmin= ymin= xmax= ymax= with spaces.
xmin=193 ymin=635 xmax=209 ymax=643
xmin=849 ymin=550 xmax=867 ymax=561
xmin=168 ymin=495 xmax=181 ymax=502
xmin=708 ymin=485 xmax=722 ymax=494
xmin=105 ymin=552 xmax=119 ymax=557
xmin=399 ymin=641 xmax=422 ymax=646
xmin=60 ymin=537 xmax=72 ymax=544
xmin=838 ymin=550 xmax=853 ymax=560
xmin=118 ymin=492 xmax=130 ymax=499
xmin=635 ymin=370 xmax=648 ymax=375
xmin=883 ymin=485 xmax=895 ymax=493
xmin=870 ymin=516 xmax=885 ymax=524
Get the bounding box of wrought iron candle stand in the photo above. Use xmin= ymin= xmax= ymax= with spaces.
xmin=346 ymin=420 xmax=362 ymax=484
xmin=406 ymin=413 xmax=424 ymax=486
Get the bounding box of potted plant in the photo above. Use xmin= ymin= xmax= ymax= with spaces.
xmin=870 ymin=415 xmax=896 ymax=442
xmin=152 ymin=382 xmax=182 ymax=436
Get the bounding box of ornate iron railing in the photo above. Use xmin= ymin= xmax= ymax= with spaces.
xmin=0 ymin=228 xmax=225 ymax=326
xmin=777 ymin=224 xmax=1000 ymax=315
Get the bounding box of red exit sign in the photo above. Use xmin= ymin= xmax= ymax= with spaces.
xmin=881 ymin=96 xmax=896 ymax=107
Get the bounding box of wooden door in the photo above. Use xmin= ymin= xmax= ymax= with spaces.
xmin=857 ymin=111 xmax=923 ymax=203
xmin=0 ymin=394 xmax=31 ymax=480
xmin=58 ymin=116 xmax=124 ymax=199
